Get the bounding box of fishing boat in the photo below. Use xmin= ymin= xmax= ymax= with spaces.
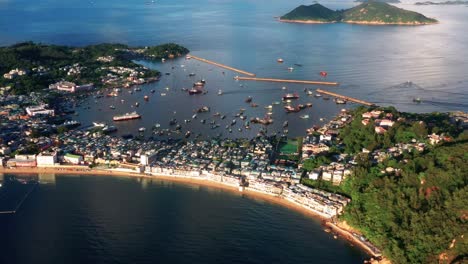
xmin=188 ymin=88 xmax=202 ymax=95
xmin=284 ymin=105 xmax=300 ymax=113
xmin=335 ymin=98 xmax=346 ymax=104
xmin=282 ymin=93 xmax=299 ymax=100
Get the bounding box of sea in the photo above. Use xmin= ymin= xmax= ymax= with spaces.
xmin=0 ymin=0 xmax=467 ymax=262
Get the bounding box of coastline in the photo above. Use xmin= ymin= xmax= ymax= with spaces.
xmin=278 ymin=18 xmax=437 ymax=26
xmin=0 ymin=166 xmax=380 ymax=259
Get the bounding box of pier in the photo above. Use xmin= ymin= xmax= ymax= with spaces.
xmin=234 ymin=76 xmax=339 ymax=86
xmin=316 ymin=89 xmax=375 ymax=106
xmin=188 ymin=55 xmax=256 ymax=76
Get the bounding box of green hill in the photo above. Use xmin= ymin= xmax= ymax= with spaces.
xmin=342 ymin=1 xmax=437 ymax=24
xmin=280 ymin=1 xmax=437 ymax=25
xmin=280 ymin=4 xmax=340 ymax=22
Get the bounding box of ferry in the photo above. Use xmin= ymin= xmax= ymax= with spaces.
xmin=113 ymin=112 xmax=141 ymax=122
xmin=282 ymin=93 xmax=299 ymax=100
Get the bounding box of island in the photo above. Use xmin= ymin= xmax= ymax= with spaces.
xmin=0 ymin=42 xmax=189 ymax=95
xmin=279 ymin=1 xmax=438 ymax=25
xmin=415 ymin=0 xmax=468 ymax=5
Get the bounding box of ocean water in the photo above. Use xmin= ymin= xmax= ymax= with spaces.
xmin=1 ymin=0 xmax=467 ymax=137
xmin=0 ymin=175 xmax=368 ymax=264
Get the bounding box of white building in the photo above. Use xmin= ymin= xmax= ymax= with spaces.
xmin=49 ymin=81 xmax=94 ymax=93
xmin=63 ymin=153 xmax=83 ymax=164
xmin=37 ymin=152 xmax=57 ymax=166
xmin=26 ymin=105 xmax=55 ymax=117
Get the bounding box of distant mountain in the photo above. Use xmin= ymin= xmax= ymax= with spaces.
xmin=415 ymin=0 xmax=468 ymax=5
xmin=280 ymin=1 xmax=438 ymax=25
xmin=280 ymin=4 xmax=341 ymax=22
xmin=355 ymin=0 xmax=401 ymax=3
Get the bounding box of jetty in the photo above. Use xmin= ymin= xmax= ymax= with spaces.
xmin=316 ymin=89 xmax=375 ymax=106
xmin=234 ymin=76 xmax=338 ymax=86
xmin=188 ymin=55 xmax=256 ymax=76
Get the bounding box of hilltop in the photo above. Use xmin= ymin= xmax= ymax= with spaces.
xmin=280 ymin=1 xmax=438 ymax=25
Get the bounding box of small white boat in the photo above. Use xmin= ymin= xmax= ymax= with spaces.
xmin=139 ymin=127 xmax=146 ymax=132
xmin=300 ymin=115 xmax=310 ymax=119
xmin=160 ymin=93 xmax=166 ymax=96
xmin=218 ymin=90 xmax=223 ymax=95
xmin=282 ymin=86 xmax=287 ymax=90
xmin=287 ymin=67 xmax=294 ymax=71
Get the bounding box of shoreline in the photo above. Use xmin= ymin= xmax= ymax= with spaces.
xmin=278 ymin=18 xmax=437 ymax=26
xmin=0 ymin=166 xmax=380 ymax=259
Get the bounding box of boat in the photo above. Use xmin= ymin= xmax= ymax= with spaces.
xmin=200 ymin=119 xmax=206 ymax=124
xmin=231 ymin=119 xmax=237 ymax=126
xmin=154 ymin=123 xmax=161 ymax=128
xmin=196 ymin=106 xmax=210 ymax=113
xmin=185 ymin=131 xmax=191 ymax=138
xmin=282 ymin=86 xmax=287 ymax=90
xmin=250 ymin=103 xmax=258 ymax=107
xmin=306 ymin=90 xmax=314 ymax=96
xmin=300 ymin=114 xmax=310 ymax=119
xmin=135 ymin=102 xmax=139 ymax=107
xmin=139 ymin=127 xmax=146 ymax=132
xmin=306 ymin=103 xmax=313 ymax=107
xmin=294 ymin=63 xmax=303 ymax=67
xmin=188 ymin=88 xmax=202 ymax=95
xmin=135 ymin=87 xmax=141 ymax=91
xmin=144 ymin=95 xmax=149 ymax=101
xmin=265 ymin=105 xmax=272 ymax=109
xmin=113 ymin=112 xmax=141 ymax=122
xmin=102 ymin=125 xmax=117 ymax=134
xmin=221 ymin=115 xmax=226 ymax=120
xmin=282 ymin=93 xmax=299 ymax=100
xmin=272 ymin=101 xmax=280 ymax=105
xmin=192 ymin=114 xmax=197 ymax=119
xmin=151 ymin=89 xmax=156 ymax=93
xmin=284 ymin=105 xmax=300 ymax=113
xmin=277 ymin=58 xmax=284 ymax=63
xmin=245 ymin=96 xmax=252 ymax=103
xmin=218 ymin=90 xmax=223 ymax=95
xmin=93 ymin=122 xmax=106 ymax=127
xmin=109 ymin=105 xmax=115 ymax=109
xmin=161 ymin=58 xmax=166 ymax=62
xmin=188 ymin=73 xmax=196 ymax=77
xmin=193 ymin=81 xmax=204 ymax=87
xmin=413 ymin=97 xmax=422 ymax=103
xmin=283 ymin=121 xmax=288 ymax=128
xmin=287 ymin=67 xmax=294 ymax=71
xmin=335 ymin=98 xmax=346 ymax=104
xmin=160 ymin=93 xmax=166 ymax=96
xmin=169 ymin=119 xmax=177 ymax=126
xmin=314 ymin=93 xmax=322 ymax=97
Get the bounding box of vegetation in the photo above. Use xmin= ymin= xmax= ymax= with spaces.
xmin=342 ymin=1 xmax=437 ymax=24
xmin=300 ymin=106 xmax=467 ymax=263
xmin=280 ymin=1 xmax=437 ymax=24
xmin=341 ymin=133 xmax=467 ymax=263
xmin=280 ymin=4 xmax=341 ymax=22
xmin=0 ymin=42 xmax=189 ymax=94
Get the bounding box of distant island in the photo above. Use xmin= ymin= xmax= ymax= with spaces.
xmin=280 ymin=1 xmax=438 ymax=25
xmin=415 ymin=0 xmax=468 ymax=5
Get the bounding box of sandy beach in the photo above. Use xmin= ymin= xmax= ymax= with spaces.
xmin=0 ymin=166 xmax=381 ymax=259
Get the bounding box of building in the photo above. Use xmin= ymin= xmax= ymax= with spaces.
xmin=49 ymin=81 xmax=94 ymax=93
xmin=37 ymin=151 xmax=58 ymax=166
xmin=6 ymin=158 xmax=37 ymax=167
xmin=26 ymin=105 xmax=55 ymax=117
xmin=63 ymin=153 xmax=83 ymax=164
